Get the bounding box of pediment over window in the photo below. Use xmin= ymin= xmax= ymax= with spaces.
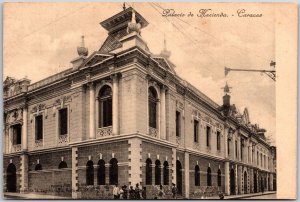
xmin=83 ymin=52 xmax=113 ymax=68
xmin=152 ymin=56 xmax=176 ymax=74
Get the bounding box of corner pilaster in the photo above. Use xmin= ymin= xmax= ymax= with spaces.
xmin=128 ymin=138 xmax=142 ymax=186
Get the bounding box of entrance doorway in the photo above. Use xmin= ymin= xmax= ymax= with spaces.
xmin=176 ymin=160 xmax=182 ymax=195
xmin=254 ymin=172 xmax=257 ymax=193
xmin=230 ymin=168 xmax=235 ymax=195
xmin=6 ymin=163 xmax=17 ymax=192
xmin=243 ymin=171 xmax=248 ymax=194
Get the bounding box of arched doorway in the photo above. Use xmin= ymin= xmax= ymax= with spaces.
xmin=230 ymin=168 xmax=235 ymax=195
xmin=254 ymin=172 xmax=257 ymax=193
xmin=7 ymin=163 xmax=17 ymax=192
xmin=243 ymin=171 xmax=248 ymax=194
xmin=86 ymin=160 xmax=94 ymax=185
xmin=176 ymin=160 xmax=182 ymax=195
xmin=109 ymin=158 xmax=118 ymax=185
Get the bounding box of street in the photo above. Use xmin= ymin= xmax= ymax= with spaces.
xmin=244 ymin=193 xmax=277 ymax=199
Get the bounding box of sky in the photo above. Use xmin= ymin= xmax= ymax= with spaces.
xmin=3 ymin=2 xmax=276 ymax=144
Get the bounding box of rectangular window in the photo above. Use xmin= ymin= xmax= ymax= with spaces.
xmin=148 ymin=101 xmax=157 ymax=128
xmin=241 ymin=139 xmax=244 ymax=161
xmin=176 ymin=111 xmax=181 ymax=137
xmin=59 ymin=108 xmax=68 ymax=135
xmin=257 ymin=151 xmax=259 ymax=165
xmin=193 ymin=120 xmax=199 ymax=143
xmin=235 ymin=140 xmax=238 ymax=159
xmin=100 ymin=99 xmax=112 ymax=127
xmin=35 ymin=115 xmax=43 ymax=140
xmin=206 ymin=126 xmax=211 ymax=147
xmin=12 ymin=124 xmax=22 ymax=145
xmin=227 ymin=139 xmax=230 ymax=155
xmin=217 ymin=131 xmax=221 ymax=150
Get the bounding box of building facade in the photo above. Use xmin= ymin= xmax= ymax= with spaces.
xmin=3 ymin=7 xmax=276 ymax=199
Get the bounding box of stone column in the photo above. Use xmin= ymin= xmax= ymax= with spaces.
xmin=22 ymin=106 xmax=28 ymax=151
xmin=20 ymin=154 xmax=28 ymax=193
xmin=112 ymin=75 xmax=119 ymax=136
xmin=128 ymin=138 xmax=142 ymax=186
xmin=89 ymin=83 xmax=95 ymax=139
xmin=160 ymin=86 xmax=166 ymax=140
xmin=224 ymin=162 xmax=230 ymax=195
xmin=184 ymin=152 xmax=190 ymax=198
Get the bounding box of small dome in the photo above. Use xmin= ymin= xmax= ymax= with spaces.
xmin=128 ymin=10 xmax=141 ymax=34
xmin=77 ymin=36 xmax=88 ymax=57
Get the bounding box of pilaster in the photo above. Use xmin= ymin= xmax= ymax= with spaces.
xmin=224 ymin=161 xmax=230 ymax=195
xmin=20 ymin=154 xmax=28 ymax=193
xmin=171 ymin=148 xmax=176 ymax=184
xmin=184 ymin=152 xmax=189 ymax=198
xmin=22 ymin=106 xmax=28 ymax=151
xmin=72 ymin=147 xmax=80 ymax=199
xmin=88 ymin=82 xmax=95 ymax=139
xmin=128 ymin=138 xmax=142 ymax=186
xmin=160 ymin=85 xmax=166 ymax=140
xmin=112 ymin=74 xmax=119 ymax=135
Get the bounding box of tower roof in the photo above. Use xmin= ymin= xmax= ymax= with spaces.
xmin=100 ymin=7 xmax=148 ymax=34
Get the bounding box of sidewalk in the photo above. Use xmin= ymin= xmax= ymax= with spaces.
xmin=4 ymin=192 xmax=71 ymax=199
xmin=206 ymin=191 xmax=276 ymax=200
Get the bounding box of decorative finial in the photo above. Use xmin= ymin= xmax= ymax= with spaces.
xmin=77 ymin=35 xmax=88 ymax=57
xmin=222 ymin=82 xmax=232 ymax=94
xmin=160 ymin=34 xmax=171 ymax=58
xmin=123 ymin=2 xmax=126 ymax=10
xmin=128 ymin=9 xmax=141 ymax=34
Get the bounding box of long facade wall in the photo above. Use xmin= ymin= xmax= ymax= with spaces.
xmin=3 ymin=51 xmax=276 ymax=199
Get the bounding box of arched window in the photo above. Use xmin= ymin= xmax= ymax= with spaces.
xmin=207 ymin=167 xmax=212 ymax=186
xmin=99 ymin=85 xmax=112 ymax=127
xmin=155 ymin=160 xmax=161 ymax=185
xmin=163 ymin=161 xmax=169 ymax=185
xmin=146 ymin=159 xmax=152 ymax=185
xmin=217 ymin=169 xmax=222 ymax=186
xmin=35 ymin=164 xmax=42 ymax=171
xmin=86 ymin=160 xmax=94 ymax=185
xmin=58 ymin=161 xmax=67 ymax=169
xmin=109 ymin=158 xmax=118 ymax=185
xmin=148 ymin=87 xmax=158 ymax=128
xmin=97 ymin=160 xmax=105 ymax=185
xmin=195 ymin=165 xmax=200 ymax=186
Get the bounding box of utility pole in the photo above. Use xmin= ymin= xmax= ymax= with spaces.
xmin=225 ymin=61 xmax=276 ymax=81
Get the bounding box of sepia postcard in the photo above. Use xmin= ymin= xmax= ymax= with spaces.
xmin=2 ymin=2 xmax=297 ymax=200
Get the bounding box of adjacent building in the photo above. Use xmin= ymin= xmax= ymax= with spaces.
xmin=3 ymin=7 xmax=276 ymax=199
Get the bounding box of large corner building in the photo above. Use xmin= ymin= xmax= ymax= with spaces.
xmin=3 ymin=7 xmax=276 ymax=199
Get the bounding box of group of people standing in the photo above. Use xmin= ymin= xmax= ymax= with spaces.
xmin=112 ymin=183 xmax=178 ymax=199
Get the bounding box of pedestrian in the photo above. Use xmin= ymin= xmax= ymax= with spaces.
xmin=122 ymin=185 xmax=128 ymax=199
xmin=157 ymin=184 xmax=165 ymax=199
xmin=113 ymin=184 xmax=120 ymax=199
xmin=119 ymin=187 xmax=124 ymax=199
xmin=135 ymin=183 xmax=141 ymax=199
xmin=141 ymin=186 xmax=147 ymax=199
xmin=171 ymin=183 xmax=177 ymax=199
xmin=129 ymin=186 xmax=135 ymax=199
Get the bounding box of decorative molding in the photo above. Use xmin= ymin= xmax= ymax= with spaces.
xmin=97 ymin=127 xmax=112 ymax=138
xmin=148 ymin=127 xmax=158 ymax=138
